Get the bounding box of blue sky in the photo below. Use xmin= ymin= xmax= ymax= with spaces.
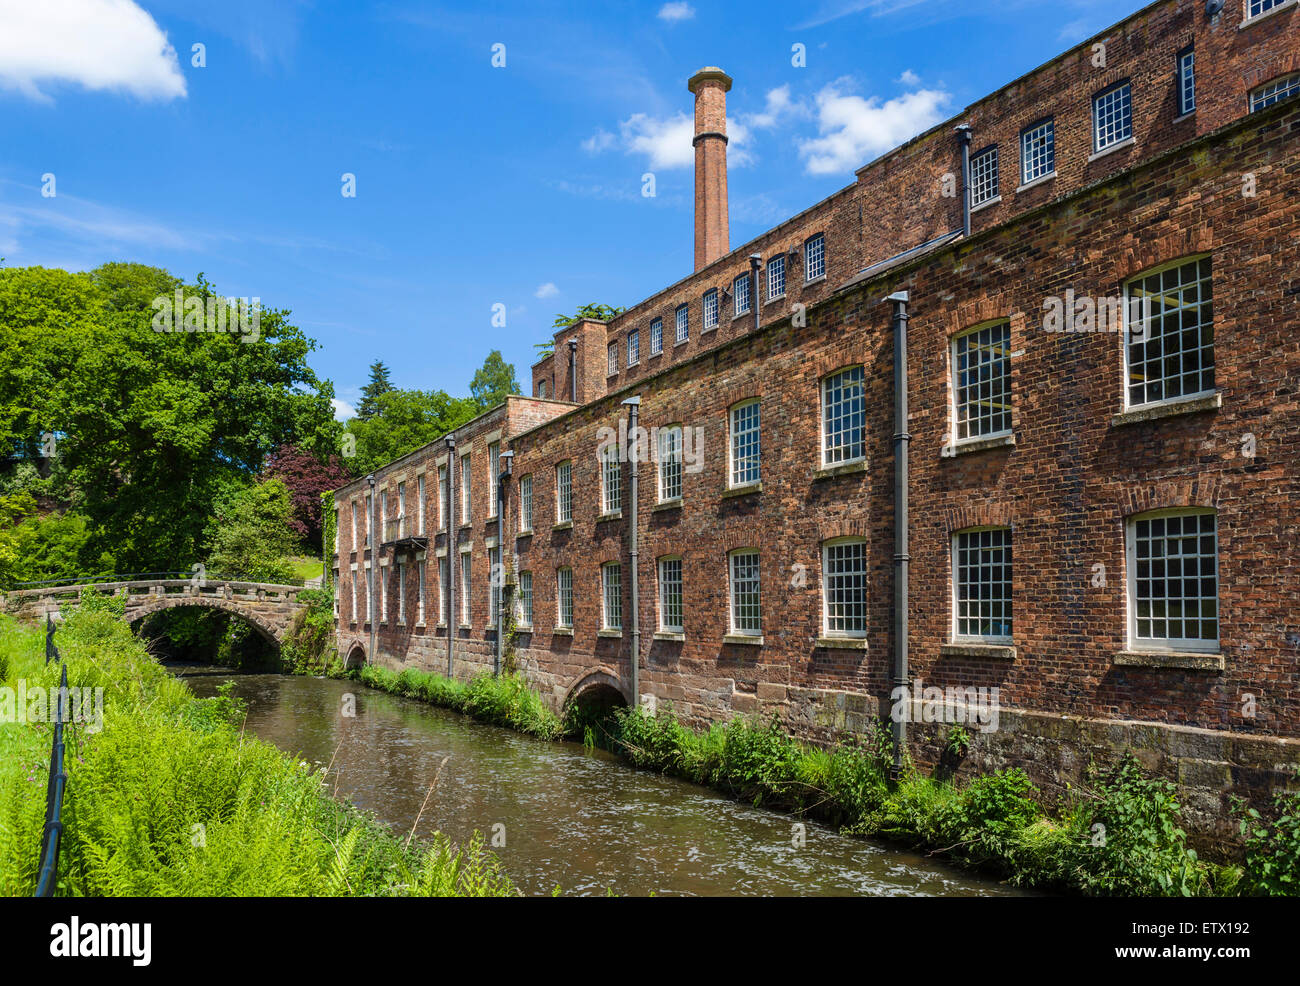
xmin=0 ymin=0 xmax=1138 ymax=418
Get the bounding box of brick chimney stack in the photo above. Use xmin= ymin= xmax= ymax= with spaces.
xmin=688 ymin=67 xmax=732 ymax=272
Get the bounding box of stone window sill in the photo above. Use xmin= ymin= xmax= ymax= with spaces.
xmin=1114 ymin=650 xmax=1224 ymax=672
xmin=731 ymin=310 xmax=752 ymax=322
xmin=674 ymin=338 xmax=689 ymax=348
xmin=803 ymin=274 xmax=827 ymax=287
xmin=459 ymin=523 xmax=473 ymax=531
xmin=652 ymin=499 xmax=683 ymax=513
xmin=813 ymin=460 xmax=868 ymax=480
xmin=517 ymin=529 xmax=533 ymax=538
xmin=970 ymin=194 xmax=1002 ymax=215
xmin=702 ymin=324 xmax=718 ymax=334
xmin=944 ymin=433 xmax=1015 ymax=457
xmin=1016 ymin=171 xmax=1056 ymax=194
xmin=436 ymin=623 xmax=447 ymax=630
xmin=553 ymin=627 xmax=574 ymax=636
xmin=552 ymin=521 xmax=573 ymax=532
xmin=1241 ymin=0 xmax=1297 ymax=29
xmin=1088 ymin=136 xmax=1136 ymax=163
xmin=1111 ymin=391 xmax=1221 ymax=427
xmin=941 ymin=642 xmax=1016 ymax=660
xmin=597 ymin=629 xmax=623 ymax=638
xmin=458 ymin=624 xmax=472 ymax=631
xmin=654 ymin=631 xmax=685 ymax=642
xmin=722 ymin=482 xmax=762 ymax=499
xmin=597 ymin=511 xmax=623 ymax=522
xmin=764 ymin=294 xmax=786 ymax=306
xmin=723 ymin=634 xmax=764 ymax=646
xmin=1173 ymin=111 xmax=1195 ymax=125
xmin=816 ymin=636 xmax=868 ymax=650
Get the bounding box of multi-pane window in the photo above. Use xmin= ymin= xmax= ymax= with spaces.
xmin=970 ymin=146 xmax=999 ymax=206
xmin=379 ymin=491 xmax=387 ymax=541
xmin=657 ymin=424 xmax=683 ymax=501
xmin=488 ymin=442 xmax=500 ymax=517
xmin=1093 ymin=82 xmax=1133 ymax=152
xmin=438 ymin=465 xmax=448 ymax=528
xmin=675 ymin=304 xmax=689 ymax=344
xmin=350 ymin=501 xmax=358 ymax=550
xmin=1126 ymin=256 xmax=1214 ymax=407
xmin=417 ymin=559 xmax=425 ymax=624
xmin=729 ymin=399 xmax=761 ymax=487
xmin=438 ymin=556 xmax=449 ymax=624
xmin=397 ymin=561 xmax=406 ymax=624
xmin=733 ymin=272 xmax=751 ymax=315
xmin=365 ymin=494 xmax=372 ymax=545
xmin=728 ymin=550 xmax=761 ymax=636
xmin=767 ymin=254 xmax=786 ymax=300
xmin=460 ymin=553 xmax=471 ymax=625
xmin=703 ymin=288 xmax=719 ymax=330
xmin=350 ymin=566 xmax=357 ymax=621
xmin=556 ymin=567 xmax=573 ymax=628
xmin=555 ymin=461 xmax=572 ymax=522
xmin=1248 ymin=0 xmax=1287 ymax=17
xmin=1128 ymin=510 xmax=1218 ymax=652
xmin=804 ymin=234 xmax=825 ymax=281
xmin=461 ymin=455 xmax=471 ymax=521
xmin=602 ymin=563 xmax=622 ymax=631
xmin=1021 ymin=119 xmax=1055 ymax=184
xmin=628 ymin=329 xmax=640 ymax=366
xmin=1250 ymin=73 xmax=1300 ymax=112
xmin=519 ymin=473 xmax=533 ymax=531
xmin=658 ymin=557 xmax=683 ymax=632
xmin=822 ymin=539 xmax=867 ymax=637
xmin=821 ymin=366 xmax=866 ymax=466
xmin=488 ymin=546 xmax=501 ymax=627
xmin=538 ymin=380 xmax=547 ymax=399
xmin=650 ymin=318 xmax=663 ymax=356
xmin=517 ymin=571 xmax=533 ymax=627
xmin=953 ymin=528 xmax=1013 ymax=642
xmin=365 ymin=563 xmax=373 ymax=622
xmin=601 ymin=443 xmax=621 ymax=514
xmin=608 ymin=342 xmax=618 ymax=376
xmin=380 ymin=565 xmax=388 ymax=622
xmin=953 ymin=322 xmax=1012 ymax=441
xmin=1178 ymin=48 xmax=1196 ymax=116
xmin=417 ymin=474 xmax=425 ymax=535
xmin=397 ymin=482 xmax=406 ymax=538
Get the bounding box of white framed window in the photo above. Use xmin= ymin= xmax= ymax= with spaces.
xmin=952 ymin=322 xmax=1012 ymax=441
xmin=1093 ymin=82 xmax=1133 ymax=152
xmin=952 ymin=528 xmax=1012 ymax=643
xmin=380 ymin=564 xmax=388 ymax=623
xmin=675 ymin=304 xmax=689 ymax=344
xmin=821 ymin=366 xmax=866 ymax=467
xmin=555 ymin=460 xmax=572 ymax=522
xmin=460 ymin=455 xmax=471 ymax=521
xmin=350 ymin=566 xmax=358 ymax=622
xmin=417 ymin=474 xmax=425 ymax=535
xmin=379 ymin=490 xmax=387 ymax=541
xmin=460 ymin=553 xmax=471 ymax=625
xmin=1021 ymin=119 xmax=1055 ymax=184
xmin=650 ymin=318 xmax=663 ymax=356
xmin=804 ymin=234 xmax=825 ymax=281
xmin=488 ymin=546 xmax=501 ymax=627
xmin=628 ymin=329 xmax=640 ymax=366
xmin=657 ymin=424 xmax=683 ymax=502
xmin=350 ymin=501 xmax=358 ymax=550
xmin=607 ymin=342 xmax=618 ymax=377
xmin=729 ymin=399 xmax=761 ymax=487
xmin=519 ymin=473 xmax=533 ymax=531
xmin=416 ymin=559 xmax=425 ymax=624
xmin=1247 ymin=0 xmax=1288 ymax=18
xmin=970 ymin=146 xmax=999 ymax=206
xmin=601 ymin=443 xmax=621 ymax=514
xmin=438 ymin=464 xmax=448 ymax=529
xmin=733 ymin=272 xmax=751 ymax=315
xmin=658 ymin=557 xmax=683 ymax=632
xmin=438 ymin=556 xmax=449 ymax=624
xmin=397 ymin=561 xmax=406 ymax=624
xmin=538 ymin=380 xmax=547 ymax=399
xmin=556 ymin=566 xmax=573 ymax=628
xmin=365 ymin=494 xmax=372 ymax=546
xmin=1125 ymin=255 xmax=1214 ymax=408
xmin=1178 ymin=47 xmax=1195 ymax=116
xmin=767 ymin=254 xmax=786 ymax=300
xmin=397 ymin=482 xmax=406 ymax=538
xmin=488 ymin=442 xmax=500 ymax=517
xmin=1250 ymin=73 xmax=1300 ymax=112
xmin=1127 ymin=509 xmax=1219 ymax=653
xmin=703 ymin=288 xmax=719 ymax=330
xmin=602 ymin=562 xmax=622 ymax=631
xmin=728 ymin=549 xmax=761 ymax=636
xmin=822 ymin=538 xmax=867 ymax=637
xmin=517 ymin=571 xmax=533 ymax=627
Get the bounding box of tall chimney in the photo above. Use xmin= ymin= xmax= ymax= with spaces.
xmin=688 ymin=67 xmax=732 ymax=272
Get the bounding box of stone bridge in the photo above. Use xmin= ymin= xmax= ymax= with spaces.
xmin=2 ymin=580 xmax=308 ymax=645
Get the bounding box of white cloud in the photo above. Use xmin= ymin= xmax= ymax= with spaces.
xmin=535 ymin=282 xmax=559 ymax=299
xmin=331 ymin=398 xmax=356 ymax=422
xmin=897 ymin=69 xmax=921 ymax=87
xmin=620 ymin=111 xmax=696 ymax=169
xmin=581 ymin=128 xmax=616 ymax=154
xmin=745 ymin=86 xmax=802 ymax=130
xmin=798 ymin=80 xmax=950 ymax=176
xmin=657 ymin=2 xmax=696 ymax=22
xmin=0 ymin=0 xmax=187 ymax=103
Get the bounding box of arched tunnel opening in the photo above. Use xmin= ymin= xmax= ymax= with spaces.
xmin=134 ymin=607 xmax=280 ymax=671
xmin=567 ymin=682 xmax=629 ymax=753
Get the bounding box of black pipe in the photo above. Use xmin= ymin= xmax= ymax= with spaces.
xmin=955 ymin=124 xmax=972 ymax=237
xmin=568 ymin=337 xmax=578 ymax=402
xmin=888 ymin=291 xmax=911 ymax=780
xmin=445 ymin=436 xmax=456 ymax=677
xmin=749 ymin=254 xmax=762 ymax=333
xmin=623 ymin=396 xmax=641 ymax=706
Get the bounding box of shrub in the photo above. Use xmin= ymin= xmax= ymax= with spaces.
xmin=1237 ymin=781 xmax=1300 ymax=897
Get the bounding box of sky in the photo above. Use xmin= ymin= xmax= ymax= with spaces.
xmin=0 ymin=0 xmax=1140 ymax=419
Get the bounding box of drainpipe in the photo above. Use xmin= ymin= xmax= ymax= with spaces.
xmin=622 ymin=396 xmax=641 ymax=708
xmin=568 ymin=338 xmax=578 ymax=402
xmin=749 ymin=254 xmax=762 ymax=333
xmin=444 ymin=435 xmax=456 ymax=678
xmin=367 ymin=473 xmax=376 ymax=665
xmin=955 ymin=124 xmax=972 ymax=238
xmin=888 ymin=291 xmax=911 ymax=781
xmin=496 ymin=450 xmax=514 ymax=676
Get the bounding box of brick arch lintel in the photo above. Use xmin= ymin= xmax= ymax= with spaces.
xmin=1118 ymin=476 xmax=1221 ymax=517
xmin=943 ymin=501 xmax=1016 ymax=533
xmin=1105 ymin=228 xmax=1215 ymax=285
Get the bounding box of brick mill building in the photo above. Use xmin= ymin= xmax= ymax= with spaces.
xmin=333 ymin=0 xmax=1300 ymax=834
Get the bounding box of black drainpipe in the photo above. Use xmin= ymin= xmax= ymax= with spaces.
xmin=568 ymin=338 xmax=578 ymax=402
xmin=749 ymin=254 xmax=762 ymax=333
xmin=955 ymin=124 xmax=972 ymax=237
xmin=444 ymin=435 xmax=456 ymax=677
xmin=888 ymin=291 xmax=911 ymax=780
xmin=622 ymin=396 xmax=641 ymax=707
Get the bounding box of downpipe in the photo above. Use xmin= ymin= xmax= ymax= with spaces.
xmin=889 ymin=291 xmax=911 ymax=781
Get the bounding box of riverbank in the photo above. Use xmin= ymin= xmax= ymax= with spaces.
xmin=0 ymin=605 xmax=516 ymax=897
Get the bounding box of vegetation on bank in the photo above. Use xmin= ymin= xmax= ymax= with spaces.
xmin=0 ymin=603 xmax=516 ymax=897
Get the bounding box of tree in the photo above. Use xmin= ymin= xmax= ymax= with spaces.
xmin=342 ymin=388 xmax=477 ymax=476
xmin=357 ymin=360 xmax=394 ymax=421
xmin=263 ymin=444 xmax=353 ymax=551
xmin=537 ymin=303 xmax=626 ymax=356
xmin=205 ymin=478 xmax=297 ymax=583
xmin=469 ymin=350 xmax=520 ymax=411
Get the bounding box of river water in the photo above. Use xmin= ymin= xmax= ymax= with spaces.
xmin=178 ymin=667 xmax=1024 ymax=897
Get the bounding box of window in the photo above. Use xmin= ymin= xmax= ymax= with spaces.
xmin=365 ymin=494 xmax=372 ymax=545
xmin=1251 ymin=73 xmax=1300 ymax=112
xmin=675 ymin=304 xmax=689 ymax=344
xmin=729 ymin=399 xmax=761 ymax=487
xmin=703 ymin=288 xmax=719 ymax=331
xmin=728 ymin=549 xmax=761 ymax=636
xmin=488 ymin=546 xmax=500 ymax=627
xmin=767 ymin=254 xmax=786 ymax=300
xmin=488 ymin=442 xmax=500 ymax=517
xmin=1248 ymin=0 xmax=1288 ymax=18
xmin=1178 ymin=47 xmax=1195 ymax=116
xmin=350 ymin=501 xmax=358 ymax=550
xmin=952 ymin=322 xmax=1012 ymax=441
xmin=538 ymin=379 xmax=547 ymax=399
xmin=601 ymin=443 xmax=621 ymax=514
xmin=397 ymin=482 xmax=406 ymax=538
xmin=350 ymin=567 xmax=357 ymax=622
xmin=555 ymin=461 xmax=572 ymax=522
xmin=821 ymin=366 xmax=866 ymax=466
xmin=397 ymin=561 xmax=406 ymax=624
xmin=1093 ymin=82 xmax=1133 ymax=152
xmin=657 ymin=424 xmax=683 ymax=501
xmin=970 ymin=146 xmax=999 ymax=206
xmin=556 ymin=567 xmax=573 ymax=628
xmin=517 ymin=571 xmax=533 ymax=627
xmin=417 ymin=474 xmax=425 ymax=535
xmin=733 ymin=272 xmax=751 ymax=315
xmin=628 ymin=329 xmax=640 ymax=366
xmin=608 ymin=342 xmax=618 ymax=376
xmin=1021 ymin=119 xmax=1055 ymax=184
xmin=602 ymin=563 xmax=622 ymax=631
xmin=519 ymin=473 xmax=533 ymax=531
xmin=1128 ymin=510 xmax=1218 ymax=652
xmin=805 ymin=234 xmax=825 ymax=281
xmin=460 ymin=553 xmax=471 ymax=625
xmin=380 ymin=565 xmax=388 ymax=623
xmin=379 ymin=491 xmax=387 ymax=541
xmin=438 ymin=464 xmax=448 ymax=529
xmin=1125 ymin=256 xmax=1214 ymax=407
xmin=822 ymin=539 xmax=867 ymax=637
xmin=438 ymin=556 xmax=449 ymax=624
xmin=953 ymin=529 xmax=1012 ymax=642
xmin=658 ymin=557 xmax=683 ymax=632
xmin=460 ymin=455 xmax=471 ymax=521
xmin=417 ymin=559 xmax=425 ymax=624
xmin=650 ymin=318 xmax=663 ymax=356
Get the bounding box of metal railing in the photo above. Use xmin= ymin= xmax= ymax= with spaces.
xmin=34 ymin=615 xmax=68 ymax=897
xmin=11 ymin=570 xmax=309 ymax=590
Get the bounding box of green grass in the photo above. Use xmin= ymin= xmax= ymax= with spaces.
xmin=286 ymin=556 xmax=324 ymax=582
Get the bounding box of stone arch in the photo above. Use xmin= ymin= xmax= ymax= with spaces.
xmin=564 ymin=669 xmax=630 ymax=711
xmin=127 ymin=595 xmax=284 ymax=646
xmin=342 ymin=639 xmax=368 ymax=669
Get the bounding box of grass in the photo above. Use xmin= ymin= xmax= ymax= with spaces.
xmin=286 ymin=556 xmax=324 ymax=582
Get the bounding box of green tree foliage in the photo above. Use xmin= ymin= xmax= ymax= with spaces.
xmin=469 ymin=349 xmax=520 ymax=412
xmin=205 ymin=478 xmax=298 ymax=583
xmin=342 ymin=388 xmax=477 ymax=476
xmin=537 ymin=303 xmax=626 ymax=356
xmin=356 ymin=359 xmax=394 ymax=421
